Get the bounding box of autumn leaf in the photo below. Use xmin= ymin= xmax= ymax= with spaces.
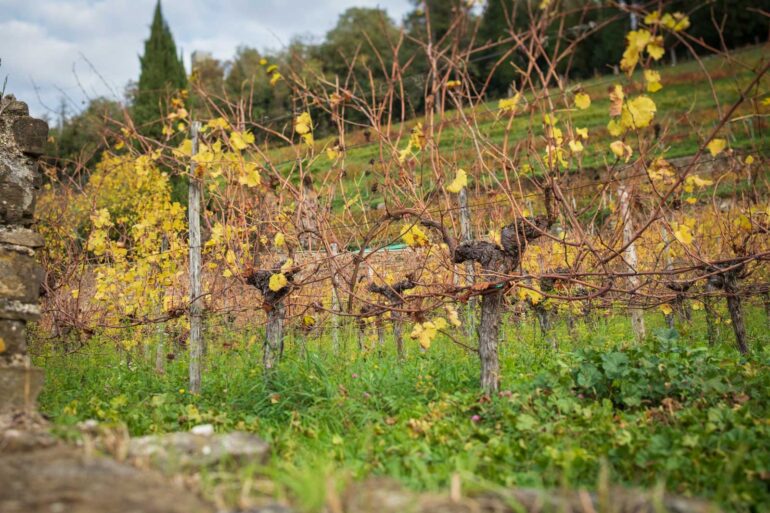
xmin=446 ymin=168 xmax=468 ymax=193
xmin=575 ymin=127 xmax=588 ymax=139
xmin=498 ymin=93 xmax=522 ymax=115
xmin=609 ymin=85 xmax=624 ymax=117
xmin=644 ymin=70 xmax=662 ymax=93
xmin=672 ymin=222 xmax=693 ymax=244
xmin=621 ymin=95 xmax=657 ymax=129
xmin=230 ymin=130 xmax=255 ymax=150
xmin=659 ymin=304 xmax=673 ymax=316
xmin=294 ymin=112 xmax=312 ymax=135
xmin=707 ymin=138 xmax=727 ymax=157
xmin=568 ymin=139 xmax=584 ymax=153
xmin=610 ymin=140 xmax=633 ymax=162
xmin=574 ymin=92 xmax=591 ymax=110
xmin=238 ymin=162 xmax=261 ymax=188
xmin=402 ymin=224 xmax=430 ymax=248
xmin=274 ymin=232 xmax=286 ymax=248
xmin=268 ymin=273 xmax=288 ymax=292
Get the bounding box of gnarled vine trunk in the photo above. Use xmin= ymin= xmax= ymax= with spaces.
xmin=264 ymin=303 xmax=284 ymax=369
xmin=245 ymin=262 xmax=295 ymax=375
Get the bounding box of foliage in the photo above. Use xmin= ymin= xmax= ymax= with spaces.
xmin=35 ymin=309 xmax=770 ymax=512
xmin=133 ymin=0 xmax=187 ymax=138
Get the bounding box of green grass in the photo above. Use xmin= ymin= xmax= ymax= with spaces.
xmin=33 ymin=303 xmax=770 ymax=512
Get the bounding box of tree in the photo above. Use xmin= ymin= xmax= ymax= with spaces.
xmin=133 ymin=0 xmax=187 ymax=138
xmin=46 ymin=97 xmax=123 ymax=171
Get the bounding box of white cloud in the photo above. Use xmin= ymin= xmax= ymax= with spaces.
xmin=0 ymin=0 xmax=412 ymax=119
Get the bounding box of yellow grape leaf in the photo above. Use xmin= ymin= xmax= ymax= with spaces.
xmin=230 ymin=130 xmax=254 ymax=150
xmin=610 ymin=140 xmax=633 ymax=162
xmin=295 ymin=112 xmax=312 ymax=135
xmin=734 ymin=215 xmax=752 ymax=232
xmin=609 ymin=85 xmax=624 ymax=117
xmin=745 ymin=155 xmax=754 ymax=165
xmin=568 ymin=140 xmax=584 ymax=153
xmin=402 ymin=224 xmax=430 ymax=248
xmin=659 ymin=304 xmax=673 ymax=316
xmin=445 ymin=304 xmax=462 ymax=328
xmin=686 ymin=174 xmax=713 ymax=188
xmin=661 ymin=12 xmax=690 ymax=32
xmin=542 ymin=113 xmax=558 ymax=126
xmin=644 ymin=10 xmax=661 ymax=24
xmin=0 ymin=337 xmax=5 ymax=354
xmin=280 ymin=258 xmax=294 ymax=274
xmin=685 ymin=197 xmax=697 ymax=205
xmin=409 ymin=123 xmax=426 ymax=150
xmin=446 ymin=79 xmax=462 ymax=88
xmin=71 ymin=289 xmax=79 ymax=299
xmin=222 ymin=269 xmax=233 ymax=278
xmin=574 ymin=92 xmax=591 ymax=110
xmin=607 ymin=119 xmax=624 ymax=137
xmin=274 ymin=232 xmax=286 ymax=247
xmin=646 ymin=39 xmax=665 ymax=60
xmin=433 ymin=317 xmax=448 ymax=330
xmin=410 ymin=321 xmax=437 ymax=350
xmin=498 ymin=93 xmax=521 ymax=114
xmin=268 ymin=273 xmax=288 ymax=292
xmin=238 ymin=162 xmax=261 ymax=187
xmin=266 ymin=64 xmax=278 ymax=74
xmin=621 ymin=96 xmax=656 ymax=129
xmin=644 ymin=70 xmax=662 ymax=93
xmin=270 ymin=72 xmax=282 ymax=86
xmin=620 ymin=30 xmax=649 ymax=73
xmin=207 ymin=117 xmax=229 ymax=130
xmin=707 ymin=138 xmax=727 ymax=157
xmin=259 ymin=58 xmax=267 ymax=66
xmin=576 ymin=127 xmax=588 ymax=139
xmin=673 ymin=223 xmax=693 ymax=244
xmin=303 ymin=315 xmax=316 ymax=327
xmin=326 ymin=146 xmax=341 ymax=160
xmin=446 ymin=168 xmax=468 ymax=194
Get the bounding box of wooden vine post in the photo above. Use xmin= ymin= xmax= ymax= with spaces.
xmin=188 ymin=121 xmax=204 ymax=394
xmin=618 ymin=185 xmax=646 ymax=340
xmin=458 ymin=186 xmax=476 ymax=337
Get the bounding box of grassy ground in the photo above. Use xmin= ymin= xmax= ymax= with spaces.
xmin=33 ymin=303 xmax=770 ymax=512
xmin=269 ymin=45 xmax=770 ymax=212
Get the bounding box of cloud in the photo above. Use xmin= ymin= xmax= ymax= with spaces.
xmin=0 ymin=0 xmax=412 ymax=119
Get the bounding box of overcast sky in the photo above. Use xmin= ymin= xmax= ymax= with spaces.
xmin=0 ymin=0 xmax=412 ymax=119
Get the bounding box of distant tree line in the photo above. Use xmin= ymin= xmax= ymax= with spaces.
xmin=46 ymin=0 xmax=769 ymax=167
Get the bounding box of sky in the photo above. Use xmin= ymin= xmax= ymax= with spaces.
xmin=0 ymin=0 xmax=413 ymax=120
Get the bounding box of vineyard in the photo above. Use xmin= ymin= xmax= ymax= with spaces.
xmin=4 ymin=1 xmax=770 ymax=512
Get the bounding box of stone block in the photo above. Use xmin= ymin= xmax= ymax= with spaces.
xmin=128 ymin=430 xmax=270 ymax=470
xmin=0 ymin=299 xmax=41 ymax=321
xmin=12 ymin=116 xmax=48 ymax=157
xmin=0 ymin=157 xmax=38 ymax=225
xmin=0 ymin=366 xmax=44 ymax=414
xmin=0 ymin=97 xmax=30 ymax=117
xmin=0 ymin=226 xmax=44 ymax=248
xmin=0 ymin=248 xmax=43 ymax=303
xmin=0 ymin=319 xmax=26 ymax=356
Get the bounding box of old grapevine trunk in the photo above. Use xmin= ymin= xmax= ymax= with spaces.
xmin=245 ymin=263 xmax=294 ymax=374
xmin=478 ymin=289 xmax=504 ymax=391
xmin=264 ymin=303 xmax=284 ymax=370
xmin=451 ymin=216 xmax=550 ymax=393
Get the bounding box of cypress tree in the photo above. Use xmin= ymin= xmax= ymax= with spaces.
xmin=134 ymin=0 xmax=187 ymax=138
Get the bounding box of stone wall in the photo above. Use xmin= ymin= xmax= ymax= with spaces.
xmin=0 ymin=95 xmax=49 ymax=414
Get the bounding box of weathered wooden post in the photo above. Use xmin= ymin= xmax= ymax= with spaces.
xmin=618 ymin=185 xmax=646 ymax=340
xmin=188 ymin=121 xmax=204 ymax=394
